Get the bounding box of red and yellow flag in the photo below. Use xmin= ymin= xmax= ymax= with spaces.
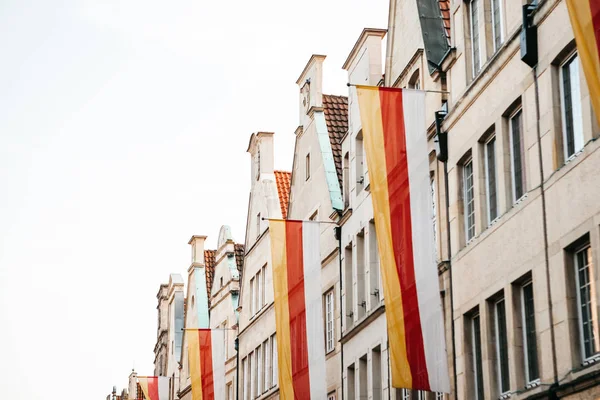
xmin=137 ymin=377 xmax=169 ymax=400
xmin=186 ymin=329 xmax=226 ymax=400
xmin=269 ymin=220 xmax=327 ymax=399
xmin=566 ymin=0 xmax=600 ymax=126
xmin=356 ymin=86 xmax=449 ymax=392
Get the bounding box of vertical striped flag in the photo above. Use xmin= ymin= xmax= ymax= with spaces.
xmin=137 ymin=377 xmax=169 ymax=400
xmin=356 ymin=86 xmax=450 ymax=392
xmin=269 ymin=220 xmax=327 ymax=399
xmin=566 ymin=0 xmax=600 ymax=127
xmin=186 ymin=328 xmax=226 ymax=400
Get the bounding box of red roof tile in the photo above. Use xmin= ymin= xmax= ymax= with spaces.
xmin=274 ymin=170 xmax=291 ymax=219
xmin=204 ymin=249 xmax=216 ymax=300
xmin=322 ymin=94 xmax=348 ymax=188
xmin=439 ymin=0 xmax=451 ymax=44
xmin=234 ymin=244 xmax=245 ymax=273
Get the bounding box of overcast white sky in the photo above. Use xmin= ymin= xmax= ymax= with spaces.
xmin=0 ymin=1 xmax=387 ymax=398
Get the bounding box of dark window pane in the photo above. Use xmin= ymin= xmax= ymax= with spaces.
xmin=473 ymin=315 xmax=484 ymax=400
xmin=486 ymin=138 xmax=497 ymax=221
xmin=523 ymin=282 xmax=539 ymax=381
xmin=511 ymin=111 xmax=524 ymax=200
xmin=496 ymin=300 xmax=510 ymax=393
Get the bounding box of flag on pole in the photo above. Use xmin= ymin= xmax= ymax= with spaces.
xmin=137 ymin=377 xmax=169 ymax=400
xmin=186 ymin=328 xmax=226 ymax=400
xmin=269 ymin=220 xmax=327 ymax=399
xmin=566 ymin=0 xmax=600 ymax=127
xmin=356 ymin=86 xmax=450 ymax=393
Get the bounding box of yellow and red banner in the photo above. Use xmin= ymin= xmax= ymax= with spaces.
xmin=566 ymin=0 xmax=600 ymax=126
xmin=269 ymin=220 xmax=327 ymax=399
xmin=137 ymin=377 xmax=169 ymax=400
xmin=356 ymin=86 xmax=450 ymax=392
xmin=186 ymin=328 xmax=225 ymax=400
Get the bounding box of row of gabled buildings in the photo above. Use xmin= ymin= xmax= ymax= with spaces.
xmin=122 ymin=0 xmax=600 ymax=399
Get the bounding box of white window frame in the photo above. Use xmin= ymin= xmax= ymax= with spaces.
xmin=325 ymin=290 xmax=335 ymax=353
xmin=490 ymin=0 xmax=504 ymax=52
xmin=574 ymin=244 xmax=599 ymax=361
xmin=469 ymin=0 xmax=481 ymax=77
xmin=256 ymin=269 xmax=262 ymax=310
xmin=256 ymin=344 xmax=263 ymax=395
xmin=250 ymin=277 xmax=255 ymax=315
xmin=271 ymin=334 xmax=278 ymax=387
xmin=436 ymin=393 xmax=445 ymax=400
xmin=472 ymin=313 xmax=483 ymax=400
xmin=327 ymin=393 xmax=337 ymax=400
xmin=521 ymin=280 xmax=539 ymax=384
xmin=509 ymin=108 xmax=526 ymax=203
xmin=559 ymin=52 xmax=585 ymax=160
xmin=494 ymin=298 xmax=509 ymax=395
xmin=242 ymin=357 xmax=248 ymax=400
xmin=463 ymin=159 xmax=475 ymax=242
xmin=484 ymin=135 xmax=498 ymax=225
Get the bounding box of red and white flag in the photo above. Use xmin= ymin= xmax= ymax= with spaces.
xmin=137 ymin=377 xmax=169 ymax=400
xmin=186 ymin=328 xmax=226 ymax=400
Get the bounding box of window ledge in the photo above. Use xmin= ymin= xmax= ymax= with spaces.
xmin=340 ymin=303 xmax=385 ymax=344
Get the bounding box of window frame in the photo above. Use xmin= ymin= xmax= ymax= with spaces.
xmin=472 ymin=312 xmax=484 ymax=400
xmin=306 ymin=153 xmax=311 ymax=181
xmin=484 ymin=135 xmax=498 ymax=225
xmin=463 ymin=158 xmax=475 ymax=242
xmin=559 ymin=52 xmax=585 ymax=160
xmin=521 ymin=279 xmax=539 ymax=384
xmin=490 ymin=0 xmax=504 ymax=52
xmin=468 ymin=0 xmax=482 ymax=77
xmin=574 ymin=244 xmax=599 ymax=361
xmin=509 ymin=108 xmax=526 ymax=203
xmin=325 ymin=289 xmax=335 ymax=353
xmin=494 ymin=297 xmax=510 ymax=394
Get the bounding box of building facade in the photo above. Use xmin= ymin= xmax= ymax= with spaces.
xmin=384 ymin=0 xmax=600 ymax=398
xmin=238 ymin=132 xmax=290 ymax=400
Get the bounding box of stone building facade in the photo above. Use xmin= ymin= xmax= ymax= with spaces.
xmin=383 ymin=0 xmax=600 ymax=399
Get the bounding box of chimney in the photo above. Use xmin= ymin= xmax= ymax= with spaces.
xmin=188 ymin=235 xmax=207 ymax=266
xmin=296 ymin=55 xmax=326 ymax=128
xmin=246 ymin=132 xmax=275 ymax=184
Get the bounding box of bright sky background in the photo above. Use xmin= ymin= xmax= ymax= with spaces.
xmin=0 ymin=1 xmax=388 ymax=398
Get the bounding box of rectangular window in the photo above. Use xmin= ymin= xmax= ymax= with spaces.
xmin=325 ymin=290 xmax=335 ymax=353
xmin=485 ymin=136 xmax=498 ymax=223
xmin=345 ymin=244 xmax=354 ymax=328
xmin=271 ymin=334 xmax=278 ymax=387
xmin=263 ymin=341 xmax=268 ymax=393
xmin=260 ymin=266 xmax=267 ymax=307
xmin=469 ymin=0 xmax=481 ymax=76
xmin=249 ymin=351 xmax=254 ymax=400
xmin=509 ymin=109 xmax=525 ymax=202
xmin=401 ymin=389 xmax=411 ymax=400
xmin=575 ymin=245 xmax=599 ymax=360
xmin=359 ymin=355 xmax=368 ymax=399
xmin=256 ymin=344 xmax=262 ymax=396
xmin=372 ymin=346 xmax=382 ymax=400
xmin=491 ymin=0 xmax=503 ymax=51
xmin=436 ymin=393 xmax=445 ymax=400
xmin=328 ymin=393 xmax=336 ymax=400
xmin=264 ymin=338 xmax=271 ymax=389
xmin=227 ymin=383 xmax=233 ymax=400
xmin=343 ymin=152 xmax=350 ymax=208
xmin=306 ymin=153 xmax=311 ymax=180
xmin=357 ymin=230 xmax=366 ymax=319
xmin=431 ymin=177 xmax=438 ymax=259
xmin=257 ymin=269 xmax=262 ymax=310
xmin=356 ymin=131 xmax=365 ymax=193
xmin=472 ymin=313 xmax=484 ymax=400
xmin=495 ymin=298 xmax=510 ymax=393
xmin=347 ymin=364 xmax=356 ymax=400
xmin=242 ymin=357 xmax=248 ymax=400
xmin=522 ymin=280 xmax=539 ymax=382
xmin=256 ymin=213 xmax=261 ymax=239
xmin=369 ymin=220 xmax=380 ymax=309
xmin=463 ymin=160 xmax=475 ymax=241
xmin=561 ymin=53 xmax=584 ymax=159
xmin=250 ymin=277 xmax=255 ymax=315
